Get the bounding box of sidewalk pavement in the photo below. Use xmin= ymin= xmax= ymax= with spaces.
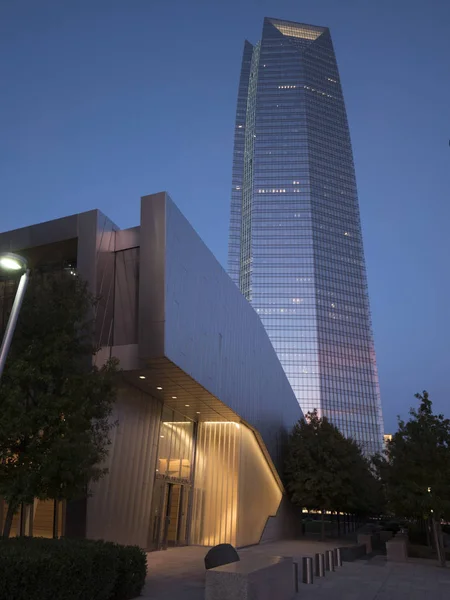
xmin=143 ymin=540 xmax=450 ymax=600
xmin=297 ymin=556 xmax=450 ymax=600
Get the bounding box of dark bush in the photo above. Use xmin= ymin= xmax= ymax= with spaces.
xmin=384 ymin=521 xmax=401 ymax=534
xmin=112 ymin=543 xmax=148 ymax=600
xmin=409 ymin=543 xmax=450 ymax=561
xmin=0 ymin=538 xmax=147 ymax=600
xmin=407 ymin=523 xmax=429 ymax=547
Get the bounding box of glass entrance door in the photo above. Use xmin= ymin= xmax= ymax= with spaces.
xmin=149 ymin=480 xmax=190 ymax=550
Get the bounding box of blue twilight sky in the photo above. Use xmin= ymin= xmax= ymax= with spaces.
xmin=1 ymin=0 xmax=449 ymax=433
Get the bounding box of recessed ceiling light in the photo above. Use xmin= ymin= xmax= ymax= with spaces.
xmin=156 ymin=386 xmax=163 ymax=390
xmin=139 ymin=375 xmax=146 ymax=380
xmin=196 ymin=411 xmax=201 ymax=414
xmin=185 ymin=404 xmax=190 ymax=407
xmin=172 ymin=396 xmax=177 ymax=399
xmin=160 ymin=435 xmax=164 ymax=438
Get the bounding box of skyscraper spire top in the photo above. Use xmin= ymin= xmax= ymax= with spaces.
xmin=265 ymin=17 xmax=326 ymax=40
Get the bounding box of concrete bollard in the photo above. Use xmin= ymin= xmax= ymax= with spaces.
xmin=326 ymin=549 xmax=335 ymax=572
xmin=334 ymin=548 xmax=342 ymax=568
xmin=315 ymin=552 xmax=325 ymax=577
xmin=302 ymin=557 xmax=314 ymax=584
xmin=293 ymin=561 xmax=299 ymax=592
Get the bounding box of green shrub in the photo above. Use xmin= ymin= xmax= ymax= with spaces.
xmin=0 ymin=538 xmax=147 ymax=600
xmin=112 ymin=544 xmax=147 ymax=600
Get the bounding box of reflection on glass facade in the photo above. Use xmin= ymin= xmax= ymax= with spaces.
xmin=150 ymin=406 xmax=195 ymax=550
xmin=157 ymin=408 xmax=194 ymax=481
xmin=0 ymin=499 xmax=65 ymax=538
xmin=229 ymin=17 xmax=384 ymax=454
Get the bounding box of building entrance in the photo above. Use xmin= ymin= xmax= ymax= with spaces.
xmin=148 ymin=408 xmax=195 ymax=550
xmin=149 ymin=478 xmax=190 ymax=550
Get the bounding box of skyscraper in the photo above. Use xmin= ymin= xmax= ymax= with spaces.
xmin=228 ymin=17 xmax=384 ymax=454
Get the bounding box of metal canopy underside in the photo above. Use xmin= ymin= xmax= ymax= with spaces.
xmin=124 ymin=356 xmax=239 ymax=423
xmin=122 ymin=356 xmax=284 ymax=491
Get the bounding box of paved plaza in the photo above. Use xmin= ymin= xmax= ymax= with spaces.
xmin=297 ymin=556 xmax=450 ymax=600
xmin=143 ymin=540 xmax=450 ymax=600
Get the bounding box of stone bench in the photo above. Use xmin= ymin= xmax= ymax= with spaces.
xmin=205 ymin=555 xmax=294 ymax=600
xmin=340 ymin=543 xmax=367 ymax=561
xmin=357 ymin=532 xmax=381 ymax=553
xmin=386 ymin=535 xmax=408 ymax=562
xmin=283 ymin=554 xmax=313 ymax=589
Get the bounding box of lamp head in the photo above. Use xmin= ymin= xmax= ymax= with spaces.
xmin=0 ymin=252 xmax=28 ymax=273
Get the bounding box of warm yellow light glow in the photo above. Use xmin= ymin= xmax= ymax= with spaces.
xmin=237 ymin=426 xmax=282 ymax=546
xmin=191 ymin=421 xmax=282 ymax=548
xmin=204 ymin=421 xmax=238 ymax=425
xmin=272 ymin=22 xmax=323 ymax=40
xmin=156 ymin=386 xmax=163 ymax=390
xmin=139 ymin=375 xmax=146 ymax=380
xmin=191 ymin=422 xmax=239 ymax=547
xmin=158 ymin=421 xmax=193 ymax=479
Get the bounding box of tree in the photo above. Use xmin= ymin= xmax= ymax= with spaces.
xmin=0 ymin=270 xmax=119 ymax=537
xmin=285 ymin=410 xmax=381 ymax=539
xmin=378 ymin=391 xmax=450 ymax=566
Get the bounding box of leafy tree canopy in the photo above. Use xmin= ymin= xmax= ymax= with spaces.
xmin=376 ymin=391 xmax=450 ymax=521
xmin=285 ymin=410 xmax=383 ymax=522
xmin=0 ymin=270 xmax=119 ymax=536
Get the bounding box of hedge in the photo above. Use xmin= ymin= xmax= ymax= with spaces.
xmin=0 ymin=537 xmax=147 ymax=600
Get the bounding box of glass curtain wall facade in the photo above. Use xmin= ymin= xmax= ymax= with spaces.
xmin=228 ymin=17 xmax=384 ymax=454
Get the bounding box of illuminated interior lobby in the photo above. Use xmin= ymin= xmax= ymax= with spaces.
xmin=0 ymin=192 xmax=302 ymax=549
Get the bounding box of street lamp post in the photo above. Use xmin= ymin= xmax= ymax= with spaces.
xmin=0 ymin=253 xmax=29 ymax=380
